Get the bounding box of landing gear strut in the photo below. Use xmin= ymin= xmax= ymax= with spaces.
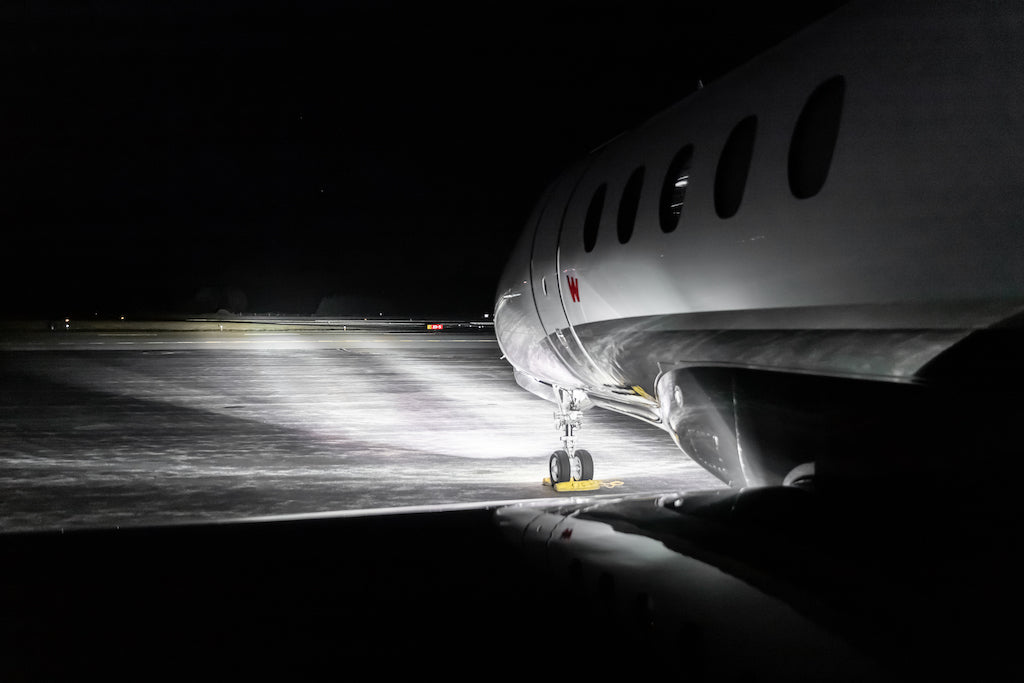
xmin=548 ymin=388 xmax=594 ymax=485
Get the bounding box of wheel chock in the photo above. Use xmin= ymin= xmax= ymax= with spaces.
xmin=555 ymin=480 xmax=601 ymax=492
xmin=544 ymin=479 xmax=601 ymax=492
xmin=544 ymin=478 xmax=622 ymax=491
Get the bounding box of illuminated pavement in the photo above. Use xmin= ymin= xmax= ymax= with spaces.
xmin=0 ymin=325 xmax=722 ymax=532
xmin=0 ymin=325 xmax=1012 ymax=681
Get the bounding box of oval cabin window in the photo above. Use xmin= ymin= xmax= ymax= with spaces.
xmin=714 ymin=115 xmax=757 ymax=219
xmin=660 ymin=144 xmax=693 ymax=233
xmin=583 ymin=184 xmax=606 ymax=253
xmin=617 ymin=166 xmax=644 ymax=244
xmin=788 ymin=75 xmax=845 ymax=199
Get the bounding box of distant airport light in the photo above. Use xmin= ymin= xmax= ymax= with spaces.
xmin=426 ymin=324 xmax=444 ymax=330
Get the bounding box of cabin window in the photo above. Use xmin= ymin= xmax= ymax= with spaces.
xmin=617 ymin=166 xmax=645 ymax=244
xmin=788 ymin=75 xmax=845 ymax=199
xmin=583 ymin=184 xmax=606 ymax=253
xmin=659 ymin=144 xmax=693 ymax=233
xmin=714 ymin=115 xmax=757 ymax=219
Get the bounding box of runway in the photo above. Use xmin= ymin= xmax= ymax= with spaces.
xmin=0 ymin=322 xmax=1014 ymax=681
xmin=0 ymin=321 xmax=724 ymax=679
xmin=0 ymin=322 xmax=722 ymax=532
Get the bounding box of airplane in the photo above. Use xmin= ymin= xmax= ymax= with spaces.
xmin=492 ymin=0 xmax=1024 ymax=498
xmin=489 ymin=5 xmax=1020 ymax=675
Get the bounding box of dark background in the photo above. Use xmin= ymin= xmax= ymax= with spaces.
xmin=1 ymin=0 xmax=847 ymax=318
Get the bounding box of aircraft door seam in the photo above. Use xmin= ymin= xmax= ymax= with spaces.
xmin=554 ymin=161 xmax=624 ymax=388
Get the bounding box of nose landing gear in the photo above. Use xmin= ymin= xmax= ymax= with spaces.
xmin=548 ymin=388 xmax=595 ymax=487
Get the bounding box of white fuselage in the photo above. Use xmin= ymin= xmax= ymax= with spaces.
xmin=494 ymin=0 xmax=1024 ymax=487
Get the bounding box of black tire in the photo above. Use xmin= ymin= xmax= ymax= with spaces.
xmin=550 ymin=450 xmax=571 ymax=484
xmin=575 ymin=449 xmax=594 ymax=481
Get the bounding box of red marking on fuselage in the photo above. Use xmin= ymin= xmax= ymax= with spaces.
xmin=567 ymin=275 xmax=581 ymax=302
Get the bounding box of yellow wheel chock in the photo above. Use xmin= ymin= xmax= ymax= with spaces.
xmin=543 ymin=478 xmax=613 ymax=492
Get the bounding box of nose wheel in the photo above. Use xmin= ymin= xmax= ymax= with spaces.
xmin=549 ymin=448 xmax=594 ymax=484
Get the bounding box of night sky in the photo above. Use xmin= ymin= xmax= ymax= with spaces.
xmin=1 ymin=1 xmax=847 ymax=318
